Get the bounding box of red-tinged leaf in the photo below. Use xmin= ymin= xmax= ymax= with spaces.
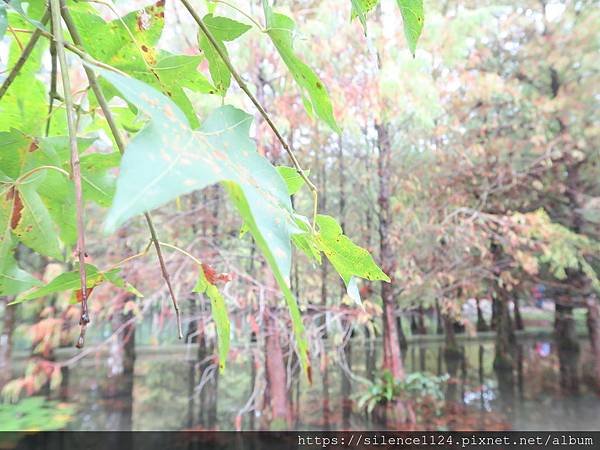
xmin=201 ymin=263 xmax=233 ymax=285
xmin=7 ymin=187 xmax=23 ymax=230
xmin=75 ymin=285 xmax=95 ymax=303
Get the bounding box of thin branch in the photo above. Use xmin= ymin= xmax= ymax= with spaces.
xmin=146 ymin=217 xmax=183 ymax=339
xmin=179 ymin=0 xmax=319 ymax=228
xmin=46 ymin=35 xmax=58 ymax=137
xmin=0 ymin=9 xmax=51 ymax=101
xmin=60 ymin=1 xmax=183 ymax=340
xmin=50 ymin=0 xmax=89 ymax=348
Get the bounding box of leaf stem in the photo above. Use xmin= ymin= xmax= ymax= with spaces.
xmin=16 ymin=165 xmax=71 ymax=183
xmin=207 ymin=0 xmax=265 ymax=31
xmin=50 ymin=0 xmax=90 ymax=347
xmin=60 ymin=0 xmax=183 ymax=340
xmin=158 ymin=241 xmax=203 ymax=266
xmin=179 ymin=0 xmax=319 ymax=229
xmin=0 ymin=9 xmax=50 ymax=101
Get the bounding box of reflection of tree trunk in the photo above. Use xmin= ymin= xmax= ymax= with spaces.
xmin=322 ymin=358 xmax=330 ymax=430
xmin=586 ymin=299 xmax=600 ymax=390
xmin=478 ymin=345 xmax=485 ymax=411
xmin=444 ymin=350 xmax=461 ymax=405
xmin=443 ymin=314 xmax=461 ymax=359
xmin=187 ymin=361 xmax=195 ymax=428
xmin=555 ymin=303 xmax=580 ymax=394
xmin=264 ymin=313 xmax=291 ymax=427
xmin=106 ymin=295 xmax=136 ymax=431
xmin=0 ymin=299 xmax=16 ymax=390
xmin=341 ymin=338 xmax=352 ymax=428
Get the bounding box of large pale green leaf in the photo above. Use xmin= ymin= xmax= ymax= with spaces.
xmin=98 ymin=68 xmax=312 ymax=376
xmin=314 ymin=214 xmax=390 ymax=304
xmin=198 ymin=14 xmax=251 ymax=96
xmin=396 ymin=0 xmax=425 ymax=56
xmin=263 ymin=2 xmax=340 ymax=133
xmin=69 ymin=2 xmax=214 ymax=127
xmin=193 ymin=266 xmax=230 ymax=371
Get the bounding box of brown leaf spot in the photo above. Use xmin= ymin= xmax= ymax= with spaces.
xmin=28 ymin=140 xmax=39 ymax=152
xmin=7 ymin=187 xmax=23 ymax=230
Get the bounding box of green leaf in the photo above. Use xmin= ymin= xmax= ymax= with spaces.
xmin=263 ymin=2 xmax=340 ymax=133
xmin=315 ymin=214 xmax=390 ymax=304
xmin=79 ymin=152 xmax=120 ymax=207
xmin=276 ymin=166 xmax=309 ymax=195
xmin=0 ymin=4 xmax=7 ymax=40
xmin=350 ymin=0 xmax=379 ymax=32
xmin=103 ymin=268 xmax=144 ymax=298
xmin=396 ymin=0 xmax=425 ymax=56
xmin=198 ymin=14 xmax=251 ymax=96
xmin=0 ymin=236 xmax=42 ymax=296
xmin=10 ymin=264 xmax=140 ymax=304
xmin=193 ymin=266 xmax=230 ymax=371
xmin=11 ymin=264 xmax=104 ymax=304
xmin=69 ymin=2 xmax=214 ymax=127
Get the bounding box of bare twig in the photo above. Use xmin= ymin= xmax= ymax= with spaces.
xmin=46 ymin=37 xmax=58 ymax=137
xmin=179 ymin=0 xmax=319 ymax=228
xmin=50 ymin=0 xmax=89 ymax=347
xmin=0 ymin=9 xmax=51 ymax=101
xmin=60 ymin=2 xmax=183 ymax=340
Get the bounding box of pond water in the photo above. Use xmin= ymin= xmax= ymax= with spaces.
xmin=38 ymin=335 xmax=600 ymax=431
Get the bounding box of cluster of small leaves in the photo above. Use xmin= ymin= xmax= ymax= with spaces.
xmin=1 ymin=0 xmax=425 ymax=375
xmin=351 ymin=0 xmax=424 ymax=56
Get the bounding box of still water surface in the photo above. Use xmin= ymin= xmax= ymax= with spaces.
xmin=49 ymin=337 xmax=600 ymax=431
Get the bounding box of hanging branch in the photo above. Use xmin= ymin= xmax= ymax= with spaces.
xmin=0 ymin=9 xmax=51 ymax=101
xmin=49 ymin=0 xmax=89 ymax=347
xmin=179 ymin=0 xmax=320 ymax=229
xmin=60 ymin=2 xmax=183 ymax=339
xmin=45 ymin=37 xmax=58 ymax=137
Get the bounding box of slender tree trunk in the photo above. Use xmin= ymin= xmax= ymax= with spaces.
xmin=513 ymin=296 xmax=524 ymax=331
xmin=586 ymin=298 xmax=600 ymax=390
xmin=0 ymin=299 xmax=16 ymax=390
xmin=494 ymin=294 xmax=514 ymax=370
xmin=435 ymin=298 xmax=444 ymax=335
xmin=264 ymin=313 xmax=291 ymax=427
xmin=376 ymin=123 xmax=404 ymax=381
xmin=476 ymin=298 xmax=489 ymax=332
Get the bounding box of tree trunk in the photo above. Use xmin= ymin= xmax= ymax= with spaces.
xmin=494 ymin=295 xmax=515 ymax=370
xmin=264 ymin=313 xmax=291 ymax=427
xmin=476 ymin=298 xmax=489 ymax=332
xmin=586 ymin=298 xmax=600 ymax=390
xmin=513 ymin=296 xmax=524 ymax=331
xmin=0 ymin=299 xmax=16 ymax=390
xmin=376 ymin=122 xmax=404 ymax=381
